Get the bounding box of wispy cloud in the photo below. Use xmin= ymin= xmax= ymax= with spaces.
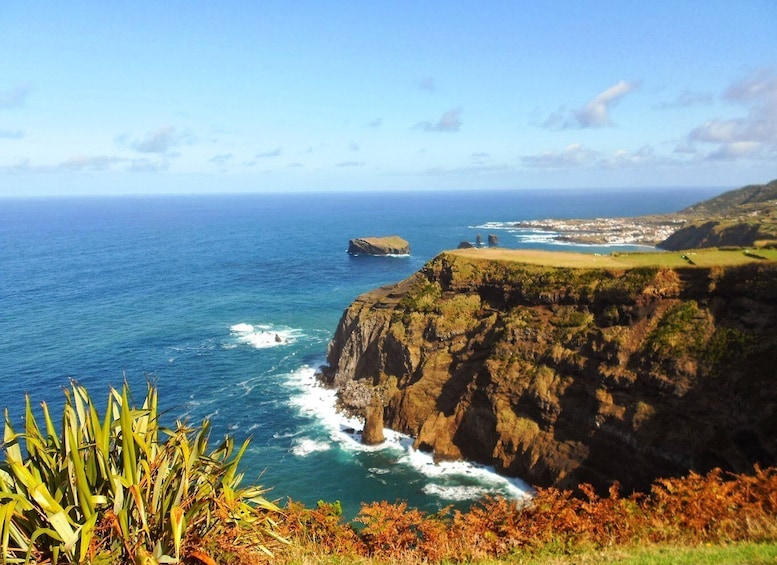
xmin=415 ymin=107 xmax=463 ymax=132
xmin=256 ymin=147 xmax=281 ymax=158
xmin=521 ymin=143 xmax=663 ymax=170
xmin=416 ymin=77 xmax=436 ymax=92
xmin=419 ymin=163 xmax=509 ymax=176
xmin=128 ymin=158 xmax=170 ymax=172
xmin=367 ymin=118 xmax=382 ymax=128
xmin=58 ymin=155 xmax=124 ymax=171
xmin=683 ymin=68 xmax=777 ymax=160
xmin=655 ymin=89 xmax=713 ymax=109
xmin=543 ymin=81 xmax=639 ymax=129
xmin=0 ymin=83 xmax=32 ymax=109
xmin=17 ymin=154 xmax=172 ymax=173
xmin=122 ymin=126 xmax=191 ymax=154
xmin=208 ymin=153 xmax=233 ymax=166
xmin=522 ymin=143 xmax=602 ymax=168
xmin=335 ymin=160 xmax=364 ymax=167
xmin=0 ymin=129 xmax=23 ymax=139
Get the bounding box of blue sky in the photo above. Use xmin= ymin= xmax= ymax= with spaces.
xmin=1 ymin=1 xmax=776 ymax=196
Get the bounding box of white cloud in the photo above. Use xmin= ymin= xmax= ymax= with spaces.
xmin=685 ymin=69 xmax=777 ymax=161
xmin=415 ymin=107 xmax=463 ymax=132
xmin=707 ymin=141 xmax=763 ymax=161
xmin=335 ymin=160 xmax=364 ymax=167
xmin=0 ymin=83 xmax=32 ymax=109
xmin=543 ymin=80 xmax=639 ymax=129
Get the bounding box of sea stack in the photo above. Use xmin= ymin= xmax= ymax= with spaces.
xmin=348 ymin=236 xmax=410 ymax=256
xmin=361 ymin=394 xmax=385 ymax=445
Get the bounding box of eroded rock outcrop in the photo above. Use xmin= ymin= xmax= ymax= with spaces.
xmin=362 ymin=394 xmax=386 ymax=445
xmin=348 ymin=236 xmax=410 ymax=256
xmin=321 ymin=251 xmax=777 ymax=493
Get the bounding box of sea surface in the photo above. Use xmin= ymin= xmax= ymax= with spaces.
xmin=0 ymin=187 xmax=721 ymax=517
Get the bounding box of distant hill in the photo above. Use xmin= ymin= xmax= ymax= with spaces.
xmin=679 ymin=179 xmax=777 ymax=217
xmin=659 ymin=179 xmax=777 ymax=250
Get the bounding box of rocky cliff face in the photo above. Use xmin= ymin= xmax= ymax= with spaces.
xmin=321 ymin=252 xmax=777 ymax=493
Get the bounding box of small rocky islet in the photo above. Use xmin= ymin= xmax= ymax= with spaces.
xmin=347 ymin=235 xmax=410 ymax=256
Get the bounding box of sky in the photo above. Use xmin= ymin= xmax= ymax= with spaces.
xmin=1 ymin=1 xmax=776 ymax=196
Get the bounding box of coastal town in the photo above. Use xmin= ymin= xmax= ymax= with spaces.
xmin=513 ymin=215 xmax=686 ymax=246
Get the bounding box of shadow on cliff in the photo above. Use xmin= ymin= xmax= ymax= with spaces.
xmin=549 ymin=268 xmax=777 ymax=495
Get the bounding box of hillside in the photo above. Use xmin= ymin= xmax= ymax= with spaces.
xmin=657 ymin=179 xmax=777 ymax=250
xmin=321 ymin=249 xmax=777 ymax=494
xmin=678 ymin=179 xmax=777 ymax=217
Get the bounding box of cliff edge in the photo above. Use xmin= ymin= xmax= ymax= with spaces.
xmin=321 ymin=248 xmax=777 ymax=493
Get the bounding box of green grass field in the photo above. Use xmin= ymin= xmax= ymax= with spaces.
xmin=448 ymin=247 xmax=777 ymax=269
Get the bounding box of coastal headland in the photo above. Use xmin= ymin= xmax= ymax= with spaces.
xmin=321 ymin=246 xmax=777 ymax=493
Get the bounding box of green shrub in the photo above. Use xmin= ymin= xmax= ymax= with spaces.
xmin=0 ymin=382 xmax=285 ymax=564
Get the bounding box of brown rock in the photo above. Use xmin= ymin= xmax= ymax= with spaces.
xmin=362 ymin=394 xmax=385 ymax=445
xmin=348 ymin=236 xmax=410 ymax=256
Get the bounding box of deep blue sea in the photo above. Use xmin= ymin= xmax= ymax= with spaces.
xmin=0 ymin=187 xmax=721 ymax=517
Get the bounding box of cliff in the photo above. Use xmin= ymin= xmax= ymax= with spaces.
xmin=348 ymin=236 xmax=410 ymax=256
xmin=322 ymin=249 xmax=777 ymax=493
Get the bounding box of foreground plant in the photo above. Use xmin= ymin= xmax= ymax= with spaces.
xmin=0 ymin=381 xmax=285 ymax=564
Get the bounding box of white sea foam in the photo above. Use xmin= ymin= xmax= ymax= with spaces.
xmin=400 ymin=447 xmax=531 ymax=500
xmin=230 ymin=322 xmax=304 ymax=349
xmin=422 ymin=483 xmax=491 ymax=501
xmin=283 ymin=364 xmax=532 ymax=502
xmin=291 ymin=438 xmax=332 ymax=456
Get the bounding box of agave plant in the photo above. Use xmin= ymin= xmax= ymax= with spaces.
xmin=0 ymin=381 xmax=286 ymax=564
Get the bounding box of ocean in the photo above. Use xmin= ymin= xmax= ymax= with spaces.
xmin=0 ymin=187 xmax=721 ymax=517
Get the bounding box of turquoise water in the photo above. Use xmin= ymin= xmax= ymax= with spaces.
xmin=0 ymin=187 xmax=720 ymax=517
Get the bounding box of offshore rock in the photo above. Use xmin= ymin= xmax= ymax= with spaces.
xmin=322 ymin=250 xmax=777 ymax=494
xmin=348 ymin=236 xmax=410 ymax=256
xmin=362 ymin=394 xmax=386 ymax=445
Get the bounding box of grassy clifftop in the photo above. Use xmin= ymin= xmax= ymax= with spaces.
xmin=447 ymin=246 xmax=777 ymax=268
